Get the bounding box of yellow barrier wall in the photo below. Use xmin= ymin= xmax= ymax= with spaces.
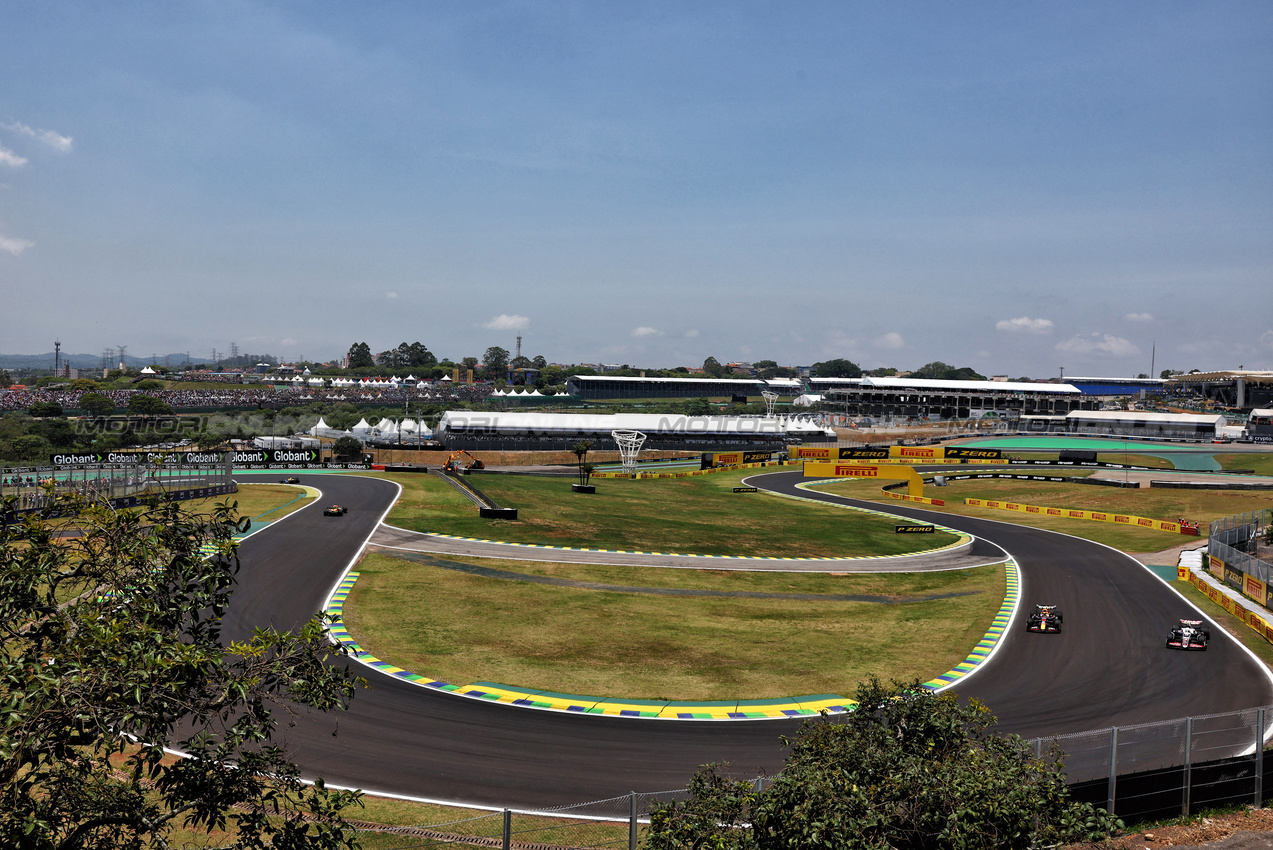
xmin=1182 ymin=569 xmax=1273 ymax=644
xmin=964 ymin=497 xmax=1187 ymax=534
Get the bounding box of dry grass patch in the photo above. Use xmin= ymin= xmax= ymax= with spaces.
xmin=343 ymin=552 xmax=1006 ymax=701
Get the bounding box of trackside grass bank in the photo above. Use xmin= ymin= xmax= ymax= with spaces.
xmin=342 ymin=552 xmax=1006 ymax=701
xmin=372 ymin=470 xmax=960 ymax=558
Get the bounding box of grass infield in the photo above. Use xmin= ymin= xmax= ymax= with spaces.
xmin=813 ymin=476 xmax=1273 ymax=551
xmin=375 ymin=469 xmax=961 ymax=558
xmin=342 ymin=552 xmax=1006 ymax=701
xmin=185 ymin=483 xmax=313 ymax=526
xmin=1215 ymin=453 xmax=1273 ymax=476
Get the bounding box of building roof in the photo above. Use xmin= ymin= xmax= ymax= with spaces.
xmin=568 ymin=375 xmax=763 ymax=386
xmin=847 ymin=377 xmax=1081 ymax=394
xmin=1065 ymin=410 xmax=1225 ymax=427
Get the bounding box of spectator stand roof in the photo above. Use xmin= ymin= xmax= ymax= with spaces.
xmin=820 ymin=377 xmax=1080 ymax=395
xmin=436 ymin=410 xmax=834 ymax=439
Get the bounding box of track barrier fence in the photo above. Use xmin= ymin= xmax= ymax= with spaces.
xmin=349 ymin=788 xmax=694 ymax=850
xmin=345 ymin=705 xmax=1273 ymax=846
xmin=1032 ymin=705 xmax=1273 ymax=825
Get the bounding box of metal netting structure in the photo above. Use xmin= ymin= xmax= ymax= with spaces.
xmin=762 ymin=390 xmax=779 ymax=419
xmin=611 ymin=430 xmax=648 ymax=475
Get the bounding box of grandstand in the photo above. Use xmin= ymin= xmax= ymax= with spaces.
xmin=821 ymin=377 xmax=1095 ymax=422
xmin=435 ymin=411 xmax=835 ymax=451
xmin=1019 ymin=410 xmax=1227 ymax=440
xmin=564 ymin=375 xmax=769 ymax=400
xmin=1167 ymin=370 xmax=1273 ymax=411
xmin=1065 ymin=376 xmax=1166 ymax=396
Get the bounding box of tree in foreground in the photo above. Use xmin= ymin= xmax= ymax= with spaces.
xmin=646 ymin=678 xmax=1121 ymax=850
xmin=0 ymin=492 xmax=365 ymax=849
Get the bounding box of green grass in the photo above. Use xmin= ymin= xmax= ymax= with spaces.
xmin=812 ymin=476 xmax=1273 ymax=552
xmin=185 ymin=483 xmax=313 ymax=524
xmin=375 ymin=469 xmax=961 ymax=558
xmin=343 ymin=552 xmax=1006 ymax=701
xmin=1214 ymin=452 xmax=1273 ymax=475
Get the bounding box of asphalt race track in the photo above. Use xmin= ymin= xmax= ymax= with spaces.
xmin=226 ymin=471 xmax=1273 ymax=808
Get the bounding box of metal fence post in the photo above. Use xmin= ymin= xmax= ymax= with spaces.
xmin=503 ymin=808 xmax=511 ymax=850
xmin=1258 ymin=708 xmax=1266 ymax=807
xmin=1183 ymin=717 xmax=1193 ymax=817
xmin=629 ymin=791 xmax=638 ymax=850
xmin=1108 ymin=726 xmax=1119 ymax=816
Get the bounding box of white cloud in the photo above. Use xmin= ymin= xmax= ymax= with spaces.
xmin=0 ymin=233 xmax=34 ymax=255
xmin=280 ymin=337 xmax=298 ymax=347
xmin=1124 ymin=312 xmax=1155 ymax=323
xmin=684 ymin=329 xmax=699 ymax=338
xmin=630 ymin=326 xmax=660 ymax=338
xmin=995 ymin=316 xmax=1054 ymax=335
xmin=0 ymin=145 xmax=28 ymax=167
xmin=3 ymin=122 xmax=72 ymax=152
xmin=483 ymin=314 xmax=530 ymax=330
xmin=875 ymin=331 xmax=905 ymax=350
xmin=385 ymin=291 xmax=399 ymax=299
xmin=1055 ymin=333 xmax=1140 ymax=357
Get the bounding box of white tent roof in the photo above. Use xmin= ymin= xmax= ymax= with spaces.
xmin=438 ymin=411 xmax=834 ymax=438
xmin=351 ymin=418 xmax=373 ymax=434
xmin=793 ymin=394 xmax=823 ymax=406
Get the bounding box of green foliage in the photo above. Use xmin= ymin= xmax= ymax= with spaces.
xmin=134 ymin=379 xmax=165 ymax=390
xmin=0 ymin=368 xmax=10 ymax=387
xmin=812 ymin=358 xmax=862 ymax=378
xmin=78 ymin=392 xmax=115 ymax=416
xmin=646 ymin=678 xmax=1122 ymax=850
xmin=484 ymin=346 xmax=510 ymax=380
xmin=0 ymin=494 xmax=365 ymax=849
xmin=347 ymin=341 xmax=375 ymax=369
xmin=333 ymin=435 xmax=364 ymax=461
xmin=126 ymin=394 xmax=174 ymax=416
xmin=28 ymin=401 xmax=64 ymax=418
xmin=683 ymin=397 xmax=714 ymax=416
xmin=912 ymin=361 xmax=987 ymax=381
xmin=702 ymin=356 xmax=725 ymax=378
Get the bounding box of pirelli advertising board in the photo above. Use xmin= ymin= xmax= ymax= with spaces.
xmin=789 ymin=446 xmax=889 ymax=460
xmin=801 ymin=462 xmax=924 ymax=496
xmin=789 ymin=445 xmax=1001 ymax=462
xmin=965 ymin=497 xmax=1189 ymax=534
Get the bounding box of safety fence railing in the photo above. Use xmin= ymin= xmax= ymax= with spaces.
xmin=349 ymin=788 xmax=695 ymax=850
xmin=1030 ymin=706 xmax=1271 ymax=825
xmin=1210 ymin=509 xmax=1273 ymax=588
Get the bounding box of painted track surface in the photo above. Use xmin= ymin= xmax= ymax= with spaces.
xmin=227 ymin=471 xmax=1273 ymax=807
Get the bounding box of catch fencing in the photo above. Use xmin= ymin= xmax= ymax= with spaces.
xmin=344 ymin=706 xmax=1273 ymax=847
xmin=1031 ymin=705 xmax=1273 ymax=824
xmin=1211 ymin=509 xmax=1273 ymax=585
xmin=350 ymin=788 xmax=696 ymax=850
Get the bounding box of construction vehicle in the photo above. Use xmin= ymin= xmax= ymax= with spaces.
xmin=443 ymin=450 xmax=485 ymax=472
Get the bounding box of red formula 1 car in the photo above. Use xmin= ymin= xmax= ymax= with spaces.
xmin=1025 ymin=604 xmax=1063 ymax=633
xmin=1166 ymin=619 xmax=1209 ymax=651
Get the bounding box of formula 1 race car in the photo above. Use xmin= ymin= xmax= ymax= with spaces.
xmin=323 ymin=504 xmax=347 ymax=516
xmin=1025 ymin=605 xmax=1063 ymax=633
xmin=281 ymin=476 xmax=300 ymax=484
xmin=1166 ymin=619 xmax=1209 ymax=651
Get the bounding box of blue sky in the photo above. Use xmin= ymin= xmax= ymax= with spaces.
xmin=3 ymin=2 xmax=1271 ymax=376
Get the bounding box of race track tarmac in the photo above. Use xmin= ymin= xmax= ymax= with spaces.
xmin=223 ymin=471 xmax=1273 ymax=808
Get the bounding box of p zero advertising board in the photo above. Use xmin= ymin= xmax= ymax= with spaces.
xmin=944 ymin=447 xmax=1003 ymax=460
